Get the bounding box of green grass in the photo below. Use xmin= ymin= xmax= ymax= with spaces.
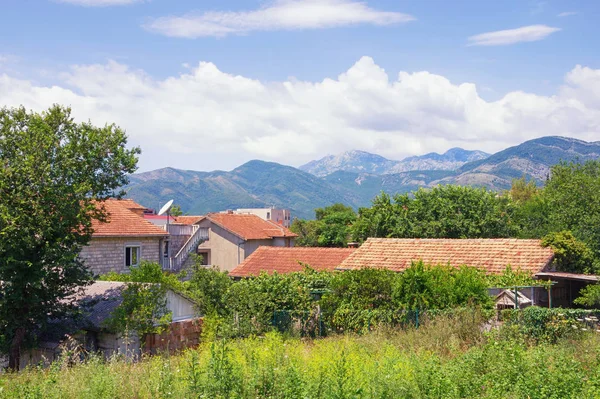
xmin=2 ymin=313 xmax=600 ymax=398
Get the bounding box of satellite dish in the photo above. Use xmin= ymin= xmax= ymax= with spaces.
xmin=158 ymin=199 xmax=174 ymax=216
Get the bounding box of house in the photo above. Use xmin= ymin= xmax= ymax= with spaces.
xmin=17 ymin=281 xmax=201 ymax=369
xmin=336 ymin=238 xmax=600 ymax=307
xmin=79 ymin=200 xmax=170 ymax=276
xmin=229 ymin=246 xmax=356 ymax=278
xmin=79 ymin=200 xmax=209 ymax=274
xmin=176 ymin=212 xmax=297 ymax=272
xmin=233 ymin=208 xmax=292 ymax=227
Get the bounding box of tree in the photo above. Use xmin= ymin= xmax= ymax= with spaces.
xmin=541 ymin=231 xmax=598 ymax=274
xmin=170 ymin=204 xmax=183 ymax=217
xmin=184 ymin=257 xmax=232 ymax=317
xmin=543 ymin=161 xmax=600 ymax=259
xmin=290 ymin=203 xmax=357 ymax=247
xmin=0 ymin=105 xmax=139 ymax=369
xmin=103 ymin=262 xmax=174 ymax=344
xmin=352 ymin=186 xmax=518 ymax=242
xmin=509 ymin=176 xmax=539 ymax=203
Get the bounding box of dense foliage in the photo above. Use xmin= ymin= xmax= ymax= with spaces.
xmin=290 ymin=203 xmax=357 ymax=247
xmin=101 ymin=259 xmax=509 ymax=336
xmin=101 ymin=262 xmax=183 ymax=339
xmin=0 ymin=105 xmax=139 ymax=369
xmin=352 ymin=186 xmax=518 ymax=241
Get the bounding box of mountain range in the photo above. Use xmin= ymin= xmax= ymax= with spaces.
xmin=125 ymin=136 xmax=600 ymax=219
xmin=299 ymin=148 xmax=490 ymax=177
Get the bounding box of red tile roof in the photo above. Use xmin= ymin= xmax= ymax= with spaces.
xmin=337 ymin=238 xmax=555 ymax=275
xmin=230 ymin=246 xmax=356 ymax=278
xmin=205 ymin=213 xmax=298 ymax=240
xmin=174 ymin=215 xmax=204 ymax=225
xmin=92 ymin=199 xmax=169 ymax=237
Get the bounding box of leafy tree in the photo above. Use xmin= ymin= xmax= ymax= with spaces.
xmin=510 ymin=176 xmax=539 ymax=203
xmin=291 ymin=203 xmax=357 ymax=247
xmin=184 ymin=257 xmax=232 ymax=317
xmin=170 ymin=204 xmax=183 ymax=217
xmin=573 ymin=284 xmax=600 ymax=307
xmin=289 ymin=218 xmax=320 ymax=247
xmin=102 ymin=262 xmax=191 ymax=344
xmin=0 ymin=105 xmax=139 ymax=369
xmin=393 ymin=261 xmax=491 ymax=310
xmin=352 ymin=186 xmax=517 ymax=242
xmin=541 ymin=231 xmax=598 ymax=274
xmin=543 ymin=160 xmax=600 ymax=259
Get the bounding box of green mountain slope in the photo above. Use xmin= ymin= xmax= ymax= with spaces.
xmin=125 ymin=136 xmax=600 ymax=219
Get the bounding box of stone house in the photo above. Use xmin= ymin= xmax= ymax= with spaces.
xmin=177 ymin=212 xmax=298 ymax=272
xmin=79 ymin=199 xmax=170 ymax=276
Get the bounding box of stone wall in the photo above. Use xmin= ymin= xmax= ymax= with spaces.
xmin=80 ymin=237 xmax=162 ymax=275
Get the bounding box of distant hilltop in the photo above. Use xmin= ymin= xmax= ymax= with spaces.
xmin=299 ymin=148 xmax=490 ymax=177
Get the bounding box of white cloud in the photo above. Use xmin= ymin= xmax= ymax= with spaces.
xmin=144 ymin=0 xmax=415 ymax=38
xmin=55 ymin=0 xmax=142 ymax=6
xmin=1 ymin=57 xmax=599 ymax=172
xmin=558 ymin=11 xmax=577 ymax=17
xmin=468 ymin=25 xmax=561 ymax=46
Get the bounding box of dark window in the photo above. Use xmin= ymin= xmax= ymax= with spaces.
xmin=197 ymin=252 xmax=209 ymax=265
xmin=266 ymin=212 xmax=271 ymax=219
xmin=125 ymin=246 xmax=140 ymax=267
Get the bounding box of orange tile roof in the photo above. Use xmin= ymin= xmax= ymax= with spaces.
xmin=230 ymin=246 xmax=356 ymax=278
xmin=92 ymin=199 xmax=169 ymax=237
xmin=337 ymin=238 xmax=555 ymax=275
xmin=174 ymin=215 xmax=204 ymax=225
xmin=206 ymin=213 xmax=298 ymax=240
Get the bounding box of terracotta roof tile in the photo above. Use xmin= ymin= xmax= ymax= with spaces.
xmin=92 ymin=200 xmax=169 ymax=237
xmin=206 ymin=213 xmax=298 ymax=240
xmin=337 ymin=238 xmax=555 ymax=275
xmin=174 ymin=215 xmax=204 ymax=225
xmin=230 ymin=246 xmax=356 ymax=278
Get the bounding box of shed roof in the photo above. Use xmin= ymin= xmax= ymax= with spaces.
xmin=204 ymin=213 xmax=297 ymax=240
xmin=495 ymin=289 xmax=532 ymax=307
xmin=92 ymin=199 xmax=168 ymax=238
xmin=230 ymin=246 xmax=356 ymax=278
xmin=337 ymin=238 xmax=555 ymax=275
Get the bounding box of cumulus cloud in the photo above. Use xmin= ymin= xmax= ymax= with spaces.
xmin=144 ymin=0 xmax=415 ymax=38
xmin=468 ymin=25 xmax=561 ymax=46
xmin=55 ymin=0 xmax=142 ymax=6
xmin=1 ymin=57 xmax=599 ymax=172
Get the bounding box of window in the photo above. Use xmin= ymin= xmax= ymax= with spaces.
xmin=125 ymin=245 xmax=141 ymax=267
xmin=266 ymin=212 xmax=271 ymax=220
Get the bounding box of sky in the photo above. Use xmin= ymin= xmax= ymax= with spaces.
xmin=1 ymin=0 xmax=599 ymax=172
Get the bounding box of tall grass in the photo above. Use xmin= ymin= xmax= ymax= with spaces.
xmin=2 ymin=312 xmax=600 ymax=398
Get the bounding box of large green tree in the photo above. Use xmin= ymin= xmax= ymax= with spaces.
xmin=544 ymin=161 xmax=600 ymax=258
xmin=352 ymin=186 xmax=517 ymax=242
xmin=0 ymin=105 xmax=139 ymax=369
xmin=290 ymin=203 xmax=356 ymax=247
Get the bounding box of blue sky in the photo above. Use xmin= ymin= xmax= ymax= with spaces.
xmin=1 ymin=0 xmax=599 ymax=172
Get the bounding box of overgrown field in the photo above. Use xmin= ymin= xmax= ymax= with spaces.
xmin=3 ymin=311 xmax=600 ymax=399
